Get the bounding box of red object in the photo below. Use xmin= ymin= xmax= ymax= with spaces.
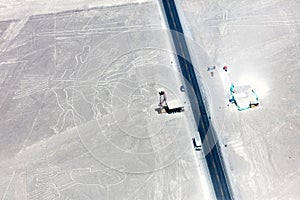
xmin=223 ymin=66 xmax=228 ymax=72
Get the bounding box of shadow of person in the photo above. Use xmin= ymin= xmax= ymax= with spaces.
xmin=154 ymin=107 xmax=162 ymax=114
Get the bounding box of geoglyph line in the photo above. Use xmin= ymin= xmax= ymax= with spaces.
xmin=13 ymin=75 xmax=49 ymax=99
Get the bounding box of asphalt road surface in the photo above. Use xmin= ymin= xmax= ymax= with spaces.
xmin=161 ymin=0 xmax=233 ymax=199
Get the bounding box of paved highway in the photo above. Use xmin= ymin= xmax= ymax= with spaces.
xmin=161 ymin=0 xmax=233 ymax=199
